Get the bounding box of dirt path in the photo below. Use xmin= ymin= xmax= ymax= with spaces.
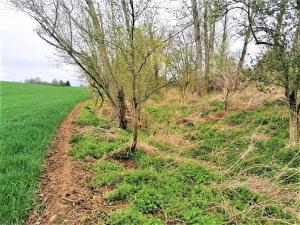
xmin=26 ymin=102 xmax=107 ymax=225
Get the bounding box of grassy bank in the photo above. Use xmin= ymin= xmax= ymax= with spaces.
xmin=69 ymin=88 xmax=299 ymax=224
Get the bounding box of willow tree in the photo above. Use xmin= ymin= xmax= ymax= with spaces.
xmin=11 ymin=0 xmax=175 ymax=151
xmin=117 ymin=0 xmax=176 ymax=150
xmin=11 ymin=0 xmax=130 ymax=129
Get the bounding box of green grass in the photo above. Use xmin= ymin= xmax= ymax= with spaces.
xmin=0 ymin=82 xmax=90 ymax=225
xmin=71 ymin=100 xmax=298 ymax=224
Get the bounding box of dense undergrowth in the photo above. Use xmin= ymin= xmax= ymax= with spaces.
xmin=0 ymin=82 xmax=90 ymax=225
xmin=70 ymin=89 xmax=300 ymax=225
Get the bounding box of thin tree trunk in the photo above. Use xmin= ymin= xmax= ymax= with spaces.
xmin=209 ymin=19 xmax=216 ymax=62
xmin=220 ymin=13 xmax=228 ymax=63
xmin=288 ymin=0 xmax=300 ymax=144
xmin=223 ymin=87 xmax=229 ymax=112
xmin=203 ymin=0 xmax=209 ymax=92
xmin=289 ymin=94 xmax=298 ymax=144
xmin=117 ymin=88 xmax=127 ymax=129
xmin=129 ymin=0 xmax=138 ymax=152
xmin=287 ymin=89 xmax=298 ymax=144
xmin=191 ymin=0 xmax=202 ymax=96
xmin=130 ymin=98 xmax=138 ymax=151
xmin=237 ymin=25 xmax=251 ymax=72
xmin=234 ymin=25 xmax=251 ymax=89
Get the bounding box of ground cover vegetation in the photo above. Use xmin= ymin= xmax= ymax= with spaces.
xmin=0 ymin=82 xmax=90 ymax=224
xmin=68 ymin=90 xmax=300 ymax=224
xmin=5 ymin=0 xmax=300 ymax=224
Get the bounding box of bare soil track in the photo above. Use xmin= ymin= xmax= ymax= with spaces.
xmin=26 ymin=102 xmax=108 ymax=225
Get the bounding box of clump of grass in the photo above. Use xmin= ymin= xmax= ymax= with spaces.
xmin=147 ymin=139 xmax=174 ymax=152
xmin=69 ymin=135 xmax=122 ymax=160
xmin=172 ymin=163 xmax=214 ymax=184
xmin=104 ymin=209 xmax=164 ymax=225
xmin=202 ymin=100 xmax=225 ymax=116
xmin=136 ymin=152 xmax=178 ymax=172
xmin=75 ymin=104 xmax=111 ymax=128
xmin=106 ymin=183 xmax=137 ymax=202
xmin=91 ymin=160 xmax=124 ymax=186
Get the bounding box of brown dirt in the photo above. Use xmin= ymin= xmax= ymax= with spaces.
xmin=25 ymin=102 xmax=110 ymax=225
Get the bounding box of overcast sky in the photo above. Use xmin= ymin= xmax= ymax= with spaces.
xmin=0 ymin=0 xmax=84 ymax=86
xmin=0 ymin=0 xmax=260 ymax=87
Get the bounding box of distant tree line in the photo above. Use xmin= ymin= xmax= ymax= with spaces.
xmin=24 ymin=77 xmax=71 ymax=87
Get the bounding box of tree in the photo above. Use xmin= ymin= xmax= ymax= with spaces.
xmin=191 ymin=0 xmax=203 ymax=96
xmin=11 ymin=0 xmax=129 ymax=129
xmin=170 ymin=31 xmax=196 ymax=103
xmin=239 ymin=0 xmax=300 ymax=144
xmin=11 ymin=0 xmax=175 ymax=151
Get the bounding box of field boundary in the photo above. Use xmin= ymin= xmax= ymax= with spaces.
xmin=25 ymin=101 xmax=99 ymax=225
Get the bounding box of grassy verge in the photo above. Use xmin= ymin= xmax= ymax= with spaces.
xmin=0 ymin=82 xmax=90 ymax=225
xmin=70 ymin=95 xmax=299 ymax=224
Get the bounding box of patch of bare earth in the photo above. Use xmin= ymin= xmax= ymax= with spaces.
xmin=26 ymin=103 xmax=109 ymax=225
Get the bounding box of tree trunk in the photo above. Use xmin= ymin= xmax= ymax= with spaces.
xmin=117 ymin=88 xmax=127 ymax=129
xmin=203 ymin=0 xmax=210 ymax=92
xmin=130 ymin=99 xmax=138 ymax=151
xmin=220 ymin=14 xmax=228 ymax=60
xmin=237 ymin=26 xmax=251 ymax=72
xmin=191 ymin=0 xmax=202 ymax=96
xmin=288 ymin=90 xmax=298 ymax=144
xmin=223 ymin=87 xmax=229 ymax=112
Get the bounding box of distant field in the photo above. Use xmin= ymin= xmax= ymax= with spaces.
xmin=0 ymin=82 xmax=90 ymax=225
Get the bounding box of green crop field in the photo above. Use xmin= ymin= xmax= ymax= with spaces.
xmin=0 ymin=82 xmax=90 ymax=225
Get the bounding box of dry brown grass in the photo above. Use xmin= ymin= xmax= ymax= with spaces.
xmin=229 ymin=84 xmax=285 ymax=111
xmin=137 ymin=142 xmax=157 ymax=155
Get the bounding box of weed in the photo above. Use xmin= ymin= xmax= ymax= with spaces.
xmin=104 ymin=209 xmax=163 ymax=225
xmin=75 ymin=105 xmax=111 ymax=128
xmin=91 ymin=161 xmax=123 ymax=186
